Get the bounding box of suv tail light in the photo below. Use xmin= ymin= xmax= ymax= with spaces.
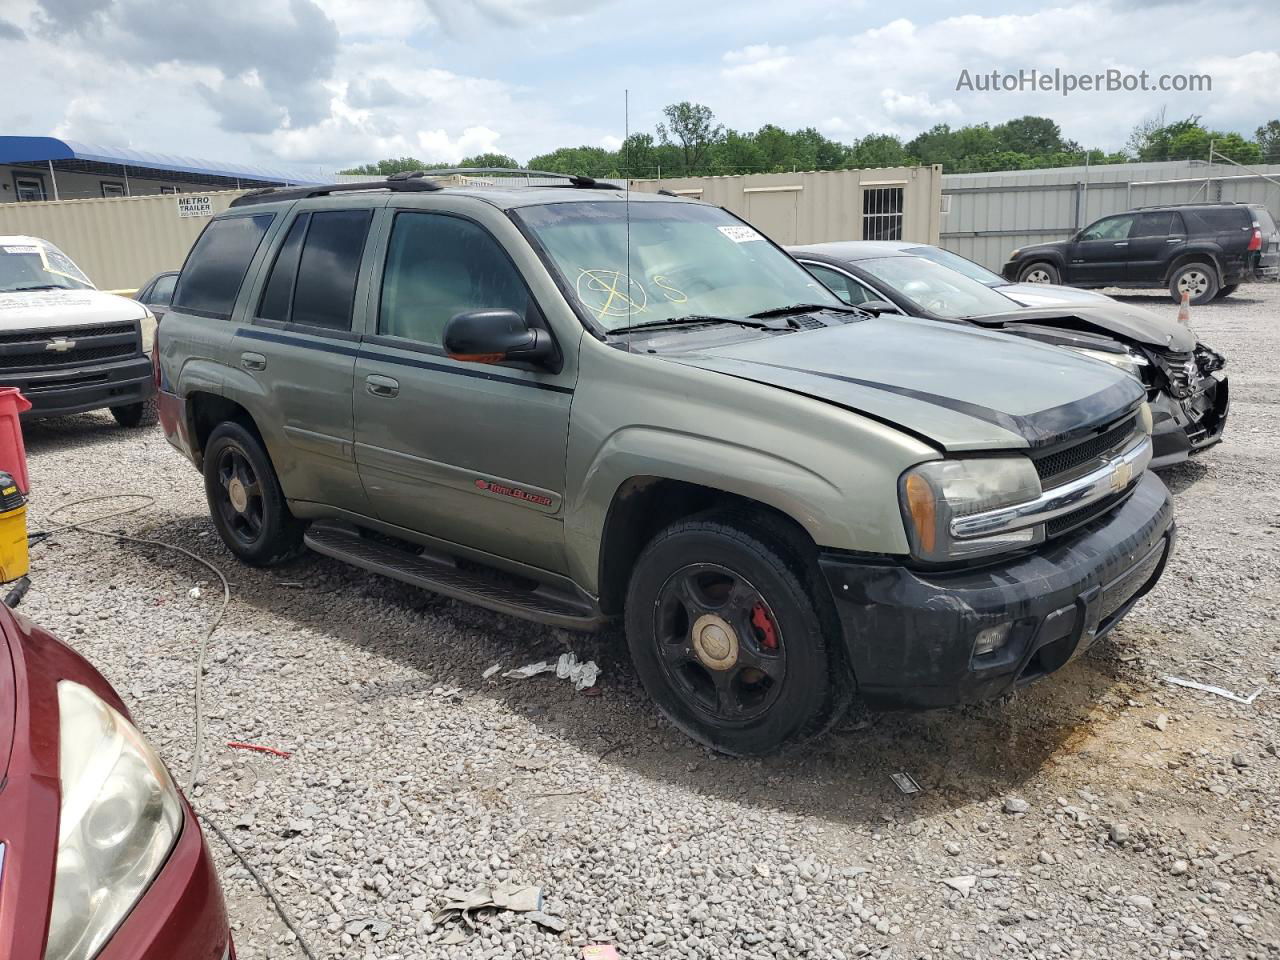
xmin=1248 ymin=226 xmax=1263 ymax=251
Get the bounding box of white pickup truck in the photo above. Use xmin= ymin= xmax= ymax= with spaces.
xmin=0 ymin=236 xmax=157 ymax=426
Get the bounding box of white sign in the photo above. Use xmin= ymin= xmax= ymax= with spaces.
xmin=176 ymin=195 xmax=213 ymax=219
xmin=717 ymin=225 xmax=762 ymax=243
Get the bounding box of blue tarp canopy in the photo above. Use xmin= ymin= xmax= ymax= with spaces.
xmin=0 ymin=136 xmax=326 ymax=186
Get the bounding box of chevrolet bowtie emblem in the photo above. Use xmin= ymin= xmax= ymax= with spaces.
xmin=45 ymin=337 xmax=76 ymax=352
xmin=1109 ymin=459 xmax=1134 ymax=493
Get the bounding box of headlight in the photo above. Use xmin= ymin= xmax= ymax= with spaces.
xmin=139 ymin=312 xmax=157 ymax=354
xmin=1008 ymin=249 xmax=1021 ymax=259
xmin=900 ymin=456 xmax=1044 ymax=562
xmin=46 ymin=681 xmax=182 ymax=960
xmin=1065 ymin=345 xmax=1149 ymax=381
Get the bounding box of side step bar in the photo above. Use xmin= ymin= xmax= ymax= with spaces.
xmin=303 ymin=523 xmax=608 ymax=631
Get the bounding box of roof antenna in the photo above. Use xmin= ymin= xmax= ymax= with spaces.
xmin=625 ymin=88 xmax=633 ymax=353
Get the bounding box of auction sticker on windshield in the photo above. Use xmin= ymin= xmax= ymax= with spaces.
xmin=718 ymin=225 xmax=763 ymax=243
xmin=2 ymin=246 xmax=41 ymax=255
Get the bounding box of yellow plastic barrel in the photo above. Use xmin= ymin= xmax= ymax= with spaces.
xmin=0 ymin=472 xmax=29 ymax=583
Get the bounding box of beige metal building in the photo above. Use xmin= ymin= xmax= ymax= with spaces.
xmin=0 ymin=189 xmax=248 ymax=291
xmin=629 ymin=166 xmax=945 ymax=245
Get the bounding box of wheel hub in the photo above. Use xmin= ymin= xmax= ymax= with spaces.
xmin=227 ymin=476 xmax=249 ymax=513
xmin=690 ymin=613 xmax=739 ymax=671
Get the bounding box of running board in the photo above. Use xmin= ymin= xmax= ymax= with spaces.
xmin=303 ymin=523 xmax=607 ymax=631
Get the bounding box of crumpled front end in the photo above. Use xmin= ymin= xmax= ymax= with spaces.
xmin=1144 ymin=343 xmax=1229 ymax=468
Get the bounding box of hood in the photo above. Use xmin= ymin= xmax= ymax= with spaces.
xmin=998 ymin=282 xmax=1115 ymax=307
xmin=670 ymin=315 xmax=1145 ymax=452
xmin=967 ymin=301 xmax=1196 ymax=353
xmin=0 ymin=288 xmax=148 ymax=333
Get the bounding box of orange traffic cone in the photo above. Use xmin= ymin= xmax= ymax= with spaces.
xmin=1176 ymin=290 xmax=1193 ymax=329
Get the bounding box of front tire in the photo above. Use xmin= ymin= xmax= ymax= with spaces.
xmin=111 ymin=394 xmax=159 ymax=428
xmin=1018 ymin=261 xmax=1059 ymax=284
xmin=1169 ymin=262 xmax=1218 ymax=305
xmin=624 ymin=517 xmax=839 ymax=756
xmin=203 ymin=421 xmax=304 ymax=566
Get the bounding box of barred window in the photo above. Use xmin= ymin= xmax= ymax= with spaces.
xmin=862 ymin=186 xmax=904 ymax=241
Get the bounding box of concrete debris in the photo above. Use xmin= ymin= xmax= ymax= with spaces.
xmin=939 ymin=875 xmax=977 ymax=898
xmin=1148 ymin=713 xmax=1169 ymax=732
xmin=1003 ymin=797 xmax=1030 ymax=814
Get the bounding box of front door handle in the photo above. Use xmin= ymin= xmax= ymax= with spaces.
xmin=1167 ymin=238 xmax=1184 ymax=243
xmin=240 ymin=352 xmax=267 ymax=371
xmin=365 ymin=374 xmax=399 ymax=398
xmin=1113 ymin=241 xmax=1128 ymax=247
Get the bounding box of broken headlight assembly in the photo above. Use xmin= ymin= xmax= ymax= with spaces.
xmin=899 ymin=456 xmax=1044 ymax=563
xmin=1063 ymin=345 xmax=1149 ymax=381
xmin=45 ymin=681 xmax=183 ymax=960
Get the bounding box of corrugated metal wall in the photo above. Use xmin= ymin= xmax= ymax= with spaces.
xmin=629 ymin=166 xmax=944 ymax=245
xmin=941 ymin=160 xmax=1280 ymax=271
xmin=0 ymin=188 xmax=247 ymax=291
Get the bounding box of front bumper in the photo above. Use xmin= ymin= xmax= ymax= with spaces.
xmin=13 ymin=356 xmax=155 ymax=418
xmin=820 ymin=471 xmax=1174 ymax=709
xmin=1149 ymin=374 xmax=1228 ymax=469
xmin=97 ymin=801 xmax=232 ymax=960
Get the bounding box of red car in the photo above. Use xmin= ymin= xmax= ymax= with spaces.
xmin=0 ymin=601 xmax=233 ymax=959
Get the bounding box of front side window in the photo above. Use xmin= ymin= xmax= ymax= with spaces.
xmin=379 ymin=213 xmax=532 ymax=346
xmin=0 ymin=238 xmax=95 ymax=293
xmin=173 ymin=214 xmax=274 ymax=319
xmin=855 ymin=256 xmax=1018 ymax=319
xmin=1079 ymin=215 xmax=1135 ymax=242
xmin=148 ymin=274 xmax=177 ymax=305
xmin=513 ymin=200 xmax=840 ymax=332
xmin=803 ymin=263 xmax=876 ymax=306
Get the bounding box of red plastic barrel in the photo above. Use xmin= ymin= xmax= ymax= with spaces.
xmin=0 ymin=389 xmax=31 ymax=494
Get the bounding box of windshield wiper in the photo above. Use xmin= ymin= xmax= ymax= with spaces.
xmin=5 ymin=284 xmax=62 ymax=292
xmin=748 ymin=302 xmax=865 ymax=319
xmin=607 ymin=314 xmax=769 ymax=335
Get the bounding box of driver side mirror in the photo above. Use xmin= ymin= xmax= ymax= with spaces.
xmin=857 ymin=300 xmax=901 ymax=316
xmin=444 ymin=309 xmax=559 ymax=370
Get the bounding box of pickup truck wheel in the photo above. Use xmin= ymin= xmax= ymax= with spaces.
xmin=1169 ymin=263 xmax=1218 ymax=305
xmin=203 ymin=422 xmax=304 ymax=566
xmin=625 ymin=519 xmax=833 ymax=756
xmin=110 ymin=395 xmax=159 ymax=428
xmin=1018 ymin=262 xmax=1059 ymax=284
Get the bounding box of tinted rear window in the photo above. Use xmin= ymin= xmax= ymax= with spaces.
xmin=257 ymin=214 xmax=309 ymax=322
xmin=291 ymin=210 xmax=372 ymax=331
xmin=173 ymin=214 xmax=274 ymax=318
xmin=1252 ymin=207 xmax=1277 ymax=233
xmin=1186 ymin=208 xmax=1249 ymax=232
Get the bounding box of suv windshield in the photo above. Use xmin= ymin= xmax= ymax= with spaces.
xmin=514 ymin=200 xmax=841 ymax=331
xmin=0 ymin=239 xmax=94 ymax=293
xmin=903 ymin=245 xmax=1005 ymax=287
xmin=857 ymin=256 xmax=1019 ymax=319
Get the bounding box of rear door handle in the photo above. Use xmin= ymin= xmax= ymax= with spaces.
xmin=1167 ymin=238 xmax=1184 ymax=243
xmin=240 ymin=352 xmax=267 ymax=371
xmin=365 ymin=374 xmax=399 ymax=398
xmin=1113 ymin=241 xmax=1128 ymax=247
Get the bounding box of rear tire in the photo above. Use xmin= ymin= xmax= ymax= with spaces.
xmin=203 ymin=421 xmax=304 ymax=566
xmin=1169 ymin=262 xmax=1218 ymax=305
xmin=1215 ymin=283 xmax=1239 ymax=299
xmin=111 ymin=394 xmax=159 ymax=428
xmin=624 ymin=517 xmax=840 ymax=756
xmin=1018 ymin=261 xmax=1059 ymax=284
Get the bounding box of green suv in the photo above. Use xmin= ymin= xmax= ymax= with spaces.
xmin=157 ymin=171 xmax=1175 ymax=755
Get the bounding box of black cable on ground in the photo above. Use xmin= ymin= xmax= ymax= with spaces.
xmin=37 ymin=495 xmax=321 ymax=960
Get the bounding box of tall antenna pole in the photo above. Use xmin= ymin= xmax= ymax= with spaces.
xmin=625 ymin=89 xmax=633 ymax=342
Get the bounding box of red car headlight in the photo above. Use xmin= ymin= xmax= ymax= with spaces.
xmin=44 ymin=681 xmax=183 ymax=960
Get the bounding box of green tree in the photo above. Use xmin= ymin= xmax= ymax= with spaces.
xmin=458 ymin=152 xmax=520 ymax=169
xmin=993 ymin=116 xmax=1076 ymax=156
xmin=1256 ymin=120 xmax=1280 ymax=162
xmin=846 ymin=134 xmax=909 ymax=169
xmin=708 ymin=130 xmax=769 ymax=174
xmin=527 ymin=145 xmax=618 ymax=176
xmin=656 ymin=101 xmax=725 ymax=175
xmin=618 ymin=133 xmax=657 ymax=177
xmin=339 ymin=156 xmax=445 ymax=176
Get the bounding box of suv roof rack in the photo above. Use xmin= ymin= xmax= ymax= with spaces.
xmin=1130 ymin=200 xmax=1250 ymax=210
xmin=228 ymin=168 xmax=622 ymax=207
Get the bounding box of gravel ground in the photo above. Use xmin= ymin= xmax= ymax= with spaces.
xmin=19 ymin=285 xmax=1280 ymax=960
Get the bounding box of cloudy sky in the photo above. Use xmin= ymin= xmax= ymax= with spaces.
xmin=1 ymin=0 xmax=1276 ymax=175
